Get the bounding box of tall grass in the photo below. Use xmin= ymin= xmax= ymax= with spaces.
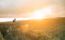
xmin=0 ymin=17 xmax=65 ymax=40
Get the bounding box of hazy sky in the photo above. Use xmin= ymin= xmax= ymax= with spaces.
xmin=0 ymin=0 xmax=65 ymax=18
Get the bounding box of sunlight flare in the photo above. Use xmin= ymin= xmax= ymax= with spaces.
xmin=31 ymin=6 xmax=53 ymax=19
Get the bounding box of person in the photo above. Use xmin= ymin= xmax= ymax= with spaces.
xmin=13 ymin=18 xmax=16 ymax=22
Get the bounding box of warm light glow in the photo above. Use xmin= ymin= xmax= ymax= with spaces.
xmin=0 ymin=18 xmax=31 ymax=22
xmin=32 ymin=12 xmax=43 ymax=19
xmin=31 ymin=6 xmax=52 ymax=19
xmin=0 ymin=6 xmax=53 ymax=22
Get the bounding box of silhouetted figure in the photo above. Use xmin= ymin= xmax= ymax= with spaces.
xmin=13 ymin=18 xmax=16 ymax=22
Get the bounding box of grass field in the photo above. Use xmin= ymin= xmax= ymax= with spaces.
xmin=0 ymin=17 xmax=65 ymax=40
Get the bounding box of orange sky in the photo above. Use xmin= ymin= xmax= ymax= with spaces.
xmin=0 ymin=0 xmax=65 ymax=17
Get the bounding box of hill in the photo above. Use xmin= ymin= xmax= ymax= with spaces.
xmin=0 ymin=17 xmax=65 ymax=40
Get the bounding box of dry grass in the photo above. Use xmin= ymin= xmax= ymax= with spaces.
xmin=0 ymin=17 xmax=65 ymax=40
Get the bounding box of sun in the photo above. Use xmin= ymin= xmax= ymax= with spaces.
xmin=32 ymin=12 xmax=43 ymax=19
xmin=31 ymin=6 xmax=52 ymax=19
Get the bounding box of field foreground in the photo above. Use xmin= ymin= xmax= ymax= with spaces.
xmin=0 ymin=17 xmax=65 ymax=40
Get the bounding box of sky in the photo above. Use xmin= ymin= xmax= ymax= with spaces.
xmin=0 ymin=0 xmax=65 ymax=18
xmin=0 ymin=18 xmax=31 ymax=22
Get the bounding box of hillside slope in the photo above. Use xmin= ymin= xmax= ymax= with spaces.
xmin=0 ymin=17 xmax=65 ymax=40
